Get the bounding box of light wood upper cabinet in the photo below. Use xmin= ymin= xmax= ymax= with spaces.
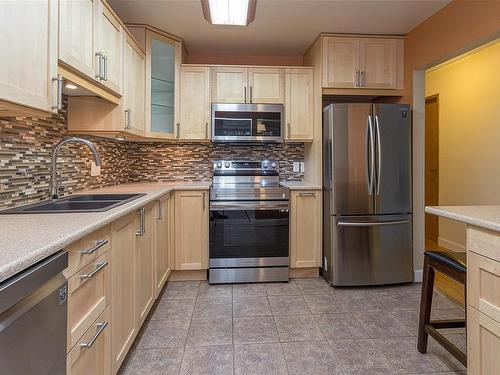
xmin=97 ymin=2 xmax=122 ymax=94
xmin=135 ymin=204 xmax=155 ymax=327
xmin=322 ymin=36 xmax=359 ymax=88
xmin=211 ymin=66 xmax=248 ymax=103
xmin=154 ymin=194 xmax=173 ymax=298
xmin=359 ymin=38 xmax=398 ymax=89
xmin=0 ymin=0 xmax=58 ymax=115
xmin=321 ymin=35 xmax=403 ymax=90
xmin=290 ymin=190 xmax=322 ymax=268
xmin=59 ymin=0 xmax=98 ymax=81
xmin=179 ymin=65 xmax=211 ymax=140
xmin=175 ymin=190 xmax=209 ymax=270
xmin=110 ymin=213 xmax=136 ymax=374
xmin=123 ymin=34 xmax=145 ymax=136
xmin=285 ymin=68 xmax=314 ymax=141
xmin=146 ymin=30 xmax=181 ymax=139
xmin=248 ymin=68 xmax=285 ymax=104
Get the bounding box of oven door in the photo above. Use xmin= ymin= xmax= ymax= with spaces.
xmin=209 ymin=200 xmax=289 ymax=268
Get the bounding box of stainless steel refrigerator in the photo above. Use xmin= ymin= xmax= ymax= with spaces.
xmin=322 ymin=103 xmax=413 ymax=286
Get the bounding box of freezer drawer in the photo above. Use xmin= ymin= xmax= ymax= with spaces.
xmin=332 ymin=214 xmax=413 ymax=286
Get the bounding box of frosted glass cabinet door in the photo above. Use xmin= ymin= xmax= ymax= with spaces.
xmin=146 ymin=31 xmax=180 ymax=139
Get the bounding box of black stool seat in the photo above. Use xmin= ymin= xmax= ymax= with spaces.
xmin=426 ymin=251 xmax=466 ymax=274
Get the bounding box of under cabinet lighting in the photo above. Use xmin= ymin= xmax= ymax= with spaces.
xmin=65 ymin=83 xmax=78 ymax=90
xmin=202 ymin=0 xmax=256 ymax=26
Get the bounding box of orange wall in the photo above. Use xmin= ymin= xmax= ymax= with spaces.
xmin=403 ymin=0 xmax=500 ymax=102
xmin=185 ymin=53 xmax=304 ymax=66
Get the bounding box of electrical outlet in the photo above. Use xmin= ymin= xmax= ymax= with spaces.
xmin=300 ymin=162 xmax=305 ymax=172
xmin=293 ymin=162 xmax=300 ymax=172
xmin=90 ymin=162 xmax=101 ymax=177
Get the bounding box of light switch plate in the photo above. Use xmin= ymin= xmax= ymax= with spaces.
xmin=293 ymin=162 xmax=300 ymax=172
xmin=90 ymin=162 xmax=101 ymax=177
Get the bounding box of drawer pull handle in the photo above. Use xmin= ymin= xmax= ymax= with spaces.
xmin=80 ymin=261 xmax=108 ymax=280
xmin=80 ymin=321 xmax=108 ymax=349
xmin=298 ymin=192 xmax=315 ymax=197
xmin=80 ymin=239 xmax=108 ymax=255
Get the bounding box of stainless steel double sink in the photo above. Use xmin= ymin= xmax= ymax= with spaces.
xmin=0 ymin=193 xmax=146 ymax=214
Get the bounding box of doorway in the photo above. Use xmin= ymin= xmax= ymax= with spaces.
xmin=425 ymin=94 xmax=439 ymax=245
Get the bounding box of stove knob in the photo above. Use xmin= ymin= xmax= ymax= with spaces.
xmin=224 ymin=162 xmax=230 ymax=168
xmin=262 ymin=162 xmax=269 ymax=169
xmin=271 ymin=162 xmax=277 ymax=169
xmin=216 ymin=162 xmax=222 ymax=168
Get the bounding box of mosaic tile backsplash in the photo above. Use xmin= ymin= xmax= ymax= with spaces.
xmin=0 ymin=103 xmax=304 ymax=209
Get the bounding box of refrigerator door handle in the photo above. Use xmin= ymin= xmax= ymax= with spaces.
xmin=366 ymin=115 xmax=375 ymax=195
xmin=337 ymin=219 xmax=409 ymax=227
xmin=375 ymin=114 xmax=382 ymax=195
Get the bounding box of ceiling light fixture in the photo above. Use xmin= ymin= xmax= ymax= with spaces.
xmin=201 ymin=0 xmax=256 ymax=26
xmin=65 ymin=83 xmax=78 ymax=90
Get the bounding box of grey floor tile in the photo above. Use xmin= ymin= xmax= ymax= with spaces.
xmin=295 ymin=277 xmax=333 ymax=295
xmin=197 ymin=282 xmax=232 ymax=299
xmin=303 ymin=293 xmax=350 ymax=314
xmin=233 ymin=316 xmax=279 ymax=344
xmin=233 ymin=283 xmax=267 ymax=297
xmin=265 ymin=280 xmax=301 ymax=296
xmin=374 ymin=336 xmax=450 ymax=374
xmin=282 ymin=340 xmax=343 ymax=375
xmin=149 ymin=298 xmax=196 ymax=322
xmin=391 ymin=307 xmax=465 ymax=336
xmin=193 ymin=296 xmax=232 ymax=319
xmin=428 ymin=334 xmax=467 ymax=371
xmin=353 ymin=309 xmax=414 ymax=338
xmin=268 ymin=294 xmax=311 ymax=316
xmin=233 ymin=295 xmax=272 ymax=317
xmin=234 ymin=343 xmax=288 ymax=375
xmin=164 ymin=281 xmax=201 ymax=299
xmin=314 ymin=313 xmax=369 ymax=340
xmin=136 ymin=319 xmax=190 ymax=349
xmin=333 ymin=288 xmax=388 ymax=313
xmin=179 ymin=345 xmax=233 ymax=375
xmin=329 ymin=338 xmax=396 ymax=374
xmin=186 ymin=318 xmax=233 ymax=347
xmin=121 ymin=348 xmax=184 ymax=375
xmin=274 ymin=315 xmax=323 ymax=342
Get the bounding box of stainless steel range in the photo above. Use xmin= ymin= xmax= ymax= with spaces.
xmin=209 ymin=160 xmax=290 ymax=284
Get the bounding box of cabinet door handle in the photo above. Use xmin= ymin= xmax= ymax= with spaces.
xmin=361 ymin=71 xmax=365 ymax=87
xmin=136 ymin=208 xmax=145 ymax=236
xmin=80 ymin=321 xmax=108 ymax=349
xmin=124 ymin=109 xmax=130 ymax=129
xmin=298 ymin=192 xmax=316 ymax=197
xmin=80 ymin=239 xmax=108 ymax=255
xmin=103 ymin=55 xmax=108 ymax=81
xmin=156 ymin=199 xmax=163 ymax=220
xmin=80 ymin=261 xmax=108 ymax=280
xmin=203 ymin=192 xmax=206 ymax=211
xmin=355 ymin=70 xmax=359 ymax=87
xmin=244 ymin=86 xmax=247 ymax=103
xmin=205 ymin=122 xmax=209 ymax=139
xmin=176 ymin=123 xmax=180 ymax=139
xmin=51 ymin=76 xmax=63 ymax=111
xmin=250 ymin=86 xmax=253 ymax=103
xmin=95 ymin=52 xmax=102 ymax=79
xmin=286 ymin=123 xmax=291 ymax=139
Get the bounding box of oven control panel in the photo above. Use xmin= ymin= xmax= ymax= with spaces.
xmin=213 ymin=160 xmax=279 ymax=171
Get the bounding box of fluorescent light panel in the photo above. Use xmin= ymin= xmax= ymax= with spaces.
xmin=208 ymin=0 xmax=250 ymax=26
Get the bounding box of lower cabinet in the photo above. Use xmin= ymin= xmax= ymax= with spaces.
xmin=175 ymin=190 xmax=209 ymax=270
xmin=289 ymin=190 xmax=322 ymax=268
xmin=67 ymin=307 xmax=111 ymax=375
xmin=154 ymin=193 xmax=173 ymax=297
xmin=468 ymin=306 xmax=500 ymax=374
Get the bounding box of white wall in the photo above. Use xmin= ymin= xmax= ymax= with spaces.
xmin=425 ymin=41 xmax=500 ymax=249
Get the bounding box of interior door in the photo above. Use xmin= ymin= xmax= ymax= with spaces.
xmin=425 ymin=96 xmax=439 ymax=242
xmin=331 ymin=103 xmax=374 ymax=215
xmin=373 ymin=104 xmax=412 ymax=214
xmin=333 ymin=214 xmax=413 ymax=286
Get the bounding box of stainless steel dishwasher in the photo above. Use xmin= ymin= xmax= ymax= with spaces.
xmin=0 ymin=251 xmax=68 ymax=375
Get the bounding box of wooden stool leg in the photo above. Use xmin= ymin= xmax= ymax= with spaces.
xmin=418 ymin=255 xmax=435 ymax=353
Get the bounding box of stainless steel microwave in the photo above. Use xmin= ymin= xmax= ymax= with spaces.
xmin=211 ymin=103 xmax=284 ymax=143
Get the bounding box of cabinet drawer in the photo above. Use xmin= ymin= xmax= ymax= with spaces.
xmin=68 ymin=251 xmax=110 ymax=351
xmin=468 ymin=226 xmax=500 ymax=262
xmin=468 ymin=306 xmax=500 ymax=375
xmin=64 ymin=225 xmax=111 ymax=278
xmin=67 ymin=307 xmax=111 ymax=375
xmin=468 ymin=251 xmax=500 ymax=323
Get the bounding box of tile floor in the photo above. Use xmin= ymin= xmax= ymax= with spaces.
xmin=119 ymin=278 xmax=466 ymax=375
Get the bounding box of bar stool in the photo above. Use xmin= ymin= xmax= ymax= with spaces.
xmin=417 ymin=250 xmax=467 ymax=366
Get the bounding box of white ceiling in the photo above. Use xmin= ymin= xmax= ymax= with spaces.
xmin=109 ymin=0 xmax=451 ymax=56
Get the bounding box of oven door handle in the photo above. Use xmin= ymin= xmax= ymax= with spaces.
xmin=210 ymin=201 xmax=289 ymax=211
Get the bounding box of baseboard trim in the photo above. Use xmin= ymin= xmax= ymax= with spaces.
xmin=290 ymin=267 xmax=319 ymax=278
xmin=438 ymin=237 xmax=466 ymax=253
xmin=414 ymin=269 xmax=423 ymax=283
xmin=169 ymin=270 xmax=207 ymax=281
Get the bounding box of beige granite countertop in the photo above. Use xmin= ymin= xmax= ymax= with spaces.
xmin=425 ymin=205 xmax=500 ymax=233
xmin=0 ymin=182 xmax=210 ymax=282
xmin=280 ymin=181 xmax=322 ymax=190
